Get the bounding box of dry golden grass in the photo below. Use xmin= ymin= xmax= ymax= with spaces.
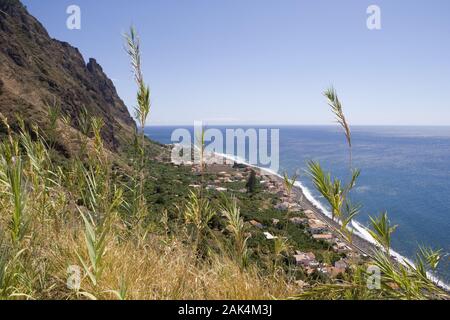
xmin=85 ymin=237 xmax=295 ymax=300
xmin=0 ymin=111 xmax=298 ymax=301
xmin=21 ymin=223 xmax=297 ymax=300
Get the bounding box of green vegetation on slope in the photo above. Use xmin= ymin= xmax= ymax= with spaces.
xmin=0 ymin=23 xmax=447 ymax=300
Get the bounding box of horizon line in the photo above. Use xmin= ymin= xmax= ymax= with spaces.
xmin=143 ymin=123 xmax=450 ymax=127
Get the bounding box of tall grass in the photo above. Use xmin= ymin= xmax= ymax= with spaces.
xmin=220 ymin=196 xmax=250 ymax=269
xmin=307 ymin=160 xmax=360 ymax=224
xmin=0 ymin=123 xmax=27 ymax=245
xmin=0 ymin=31 xmax=447 ymax=301
xmin=282 ymin=171 xmax=298 ymax=229
xmin=367 ymin=212 xmax=397 ymax=255
xmin=0 ymin=108 xmax=299 ymax=300
xmin=308 ymin=87 xmax=361 ymax=239
xmin=124 ymin=27 xmax=151 ymax=232
xmin=0 ymin=26 xmax=302 ymax=300
xmin=324 ymin=87 xmax=352 ymax=169
xmin=302 ymin=87 xmax=448 ymax=300
xmin=182 ymin=191 xmax=216 ymax=257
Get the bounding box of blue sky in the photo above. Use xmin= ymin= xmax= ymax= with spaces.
xmin=22 ymin=0 xmax=450 ymax=125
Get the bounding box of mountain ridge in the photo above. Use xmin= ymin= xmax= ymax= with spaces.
xmin=0 ymin=0 xmax=136 ymax=153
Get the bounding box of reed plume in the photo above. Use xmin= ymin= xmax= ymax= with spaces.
xmin=324 ymin=87 xmax=352 ymax=168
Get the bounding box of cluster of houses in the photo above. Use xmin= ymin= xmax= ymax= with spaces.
xmin=292 ymin=250 xmax=350 ymax=278
xmin=287 ymin=211 xmax=356 ymax=278
xmin=249 ymin=202 xmax=360 ymax=279
xmin=241 ymin=168 xmax=360 ymax=279
xmin=263 ymin=178 xmax=304 ymax=212
xmin=247 ymin=211 xmax=358 ymax=279
xmin=188 ymin=158 xmax=255 ymax=192
xmin=181 ymin=154 xmax=362 ymax=281
xmin=288 ymin=209 xmax=353 ymax=254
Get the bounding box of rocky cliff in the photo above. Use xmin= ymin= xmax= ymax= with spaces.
xmin=0 ymin=0 xmax=136 ymax=153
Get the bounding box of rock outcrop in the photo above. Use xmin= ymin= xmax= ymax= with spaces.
xmin=0 ymin=0 xmax=136 ymax=152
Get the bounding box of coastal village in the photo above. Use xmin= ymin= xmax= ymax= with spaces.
xmin=173 ymin=152 xmax=365 ymax=287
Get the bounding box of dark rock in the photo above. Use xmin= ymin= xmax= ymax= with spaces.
xmin=0 ymin=0 xmax=136 ymax=152
xmin=5 ymin=46 xmax=26 ymax=67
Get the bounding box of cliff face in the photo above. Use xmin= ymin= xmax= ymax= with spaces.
xmin=0 ymin=0 xmax=136 ymax=152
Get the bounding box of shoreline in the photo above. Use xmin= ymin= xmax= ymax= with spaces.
xmin=203 ymin=151 xmax=450 ymax=291
xmin=254 ymin=166 xmax=378 ymax=257
xmin=201 ymin=151 xmax=380 ymax=255
xmin=260 ymin=168 xmax=450 ymax=292
xmin=274 ymin=173 xmax=377 ymax=256
xmin=167 ymin=142 xmax=449 ymax=291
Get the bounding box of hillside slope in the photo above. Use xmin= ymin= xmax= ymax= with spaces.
xmin=0 ymin=0 xmax=135 ymax=153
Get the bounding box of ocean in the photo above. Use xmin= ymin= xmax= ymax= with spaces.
xmin=144 ymin=125 xmax=450 ymax=284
